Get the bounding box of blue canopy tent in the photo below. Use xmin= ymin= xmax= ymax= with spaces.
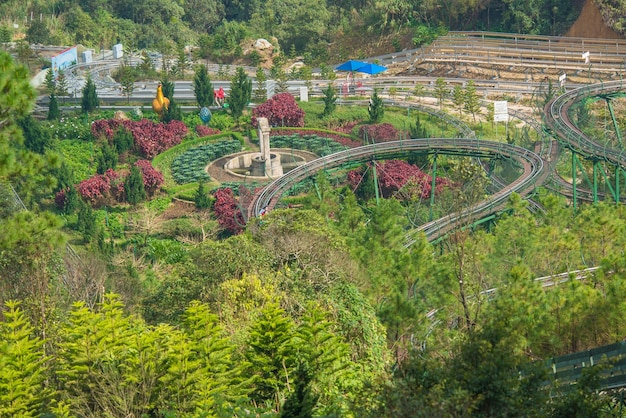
xmin=335 ymin=60 xmax=367 ymax=71
xmin=355 ymin=62 xmax=387 ymax=75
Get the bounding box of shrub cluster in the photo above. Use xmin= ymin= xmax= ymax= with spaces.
xmin=348 ymin=160 xmax=453 ymax=199
xmin=358 ymin=123 xmax=400 ymax=143
xmin=91 ymin=119 xmax=188 ymax=158
xmin=252 ymin=93 xmax=305 ymax=127
xmin=213 ymin=187 xmax=245 ymax=235
xmin=195 ymin=125 xmax=221 ymax=137
xmin=61 ymin=161 xmax=164 ymax=207
xmin=270 ymin=134 xmax=348 ymax=157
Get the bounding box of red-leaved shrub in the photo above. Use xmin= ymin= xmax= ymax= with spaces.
xmin=77 ymin=173 xmax=112 ymax=204
xmin=213 ymin=188 xmax=245 ymax=235
xmin=195 ymin=125 xmax=221 ymax=137
xmin=91 ymin=119 xmax=188 ymax=158
xmin=252 ymin=93 xmax=305 ymax=127
xmin=134 ymin=160 xmax=164 ymax=195
xmin=358 ymin=123 xmax=400 ymax=143
xmin=348 ymin=160 xmax=453 ymax=199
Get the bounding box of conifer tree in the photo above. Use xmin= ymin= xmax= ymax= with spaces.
xmin=280 ymin=362 xmax=318 ymax=418
xmin=193 ymin=65 xmax=214 ymax=108
xmin=77 ymin=200 xmax=97 ymax=243
xmin=0 ymin=301 xmax=51 ymax=417
xmin=228 ymin=67 xmax=252 ymax=119
xmin=113 ymin=126 xmax=134 ymax=154
xmin=464 ymin=80 xmax=481 ymax=122
xmin=245 ymin=302 xmax=297 ymax=406
xmin=125 ymin=165 xmax=146 ymax=205
xmin=322 ymin=84 xmax=337 ymax=117
xmin=96 ymin=143 xmax=118 ymax=174
xmin=56 ymin=68 xmax=69 ymax=99
xmin=81 ymin=74 xmax=99 ymax=113
xmin=44 ymin=68 xmax=56 ymax=95
xmin=47 ymin=93 xmax=60 ymax=120
xmin=194 ymin=181 xmax=211 ymax=209
xmin=254 ymin=67 xmax=267 ymax=103
xmin=368 ymin=90 xmax=384 ymax=123
xmin=434 ymin=77 xmax=448 ymax=109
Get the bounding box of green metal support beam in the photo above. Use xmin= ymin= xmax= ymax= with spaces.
xmin=593 ymin=160 xmax=599 ymax=203
xmin=572 ymin=152 xmax=578 ymax=212
xmin=605 ymin=98 xmax=624 ymax=148
xmin=372 ymin=161 xmax=380 ymax=206
xmin=430 ymin=154 xmax=438 ymax=221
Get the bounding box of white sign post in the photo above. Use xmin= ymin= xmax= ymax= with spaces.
xmin=582 ymin=51 xmax=590 ymax=64
xmin=559 ymin=73 xmax=567 ymax=88
xmin=493 ymin=100 xmax=509 ymax=139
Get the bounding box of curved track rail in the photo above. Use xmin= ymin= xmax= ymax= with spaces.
xmin=545 ymin=80 xmax=626 ymax=166
xmin=249 ymin=138 xmax=547 ymax=241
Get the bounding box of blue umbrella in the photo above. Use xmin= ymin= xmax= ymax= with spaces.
xmin=355 ymin=63 xmax=387 ymax=75
xmin=335 ymin=60 xmax=367 ymax=71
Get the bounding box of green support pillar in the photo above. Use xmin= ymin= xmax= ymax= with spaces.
xmin=372 ymin=161 xmax=380 ymax=206
xmin=606 ymin=98 xmax=623 ymax=148
xmin=617 ymin=166 xmax=621 ymax=203
xmin=592 ymin=160 xmax=599 ymax=203
xmin=572 ymin=152 xmax=578 ymax=212
xmin=429 ymin=154 xmax=438 ymax=221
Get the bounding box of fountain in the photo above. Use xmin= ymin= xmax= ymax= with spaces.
xmin=222 ymin=117 xmax=308 ymax=179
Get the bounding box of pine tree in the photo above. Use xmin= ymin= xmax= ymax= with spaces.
xmin=162 ymin=97 xmax=183 ymax=122
xmin=193 ymin=65 xmax=214 ymax=108
xmin=254 ymin=67 xmax=267 ymax=103
xmin=96 ymin=143 xmax=118 ymax=174
xmin=228 ymin=67 xmax=252 ymax=119
xmin=0 ymin=301 xmax=51 ymax=417
xmin=56 ymin=68 xmax=69 ymax=99
xmin=81 ymin=74 xmax=99 ymax=113
xmin=161 ymin=75 xmax=175 ymax=100
xmin=125 ymin=165 xmax=146 ymax=205
xmin=113 ymin=126 xmax=134 ymax=154
xmin=119 ymin=65 xmax=135 ymax=105
xmin=464 ymin=80 xmax=481 ymax=122
xmin=280 ymin=362 xmax=318 ymax=418
xmin=77 ymin=200 xmax=97 ymax=243
xmin=368 ymin=90 xmax=384 ymax=123
xmin=453 ymin=84 xmax=464 ymax=117
xmin=434 ymin=77 xmax=448 ymax=109
xmin=44 ymin=68 xmax=56 ymax=95
xmin=47 ymin=93 xmax=60 ymax=120
xmin=245 ymin=302 xmax=297 ymax=406
xmin=194 ymin=181 xmax=211 ymax=209
xmin=322 ymin=84 xmax=337 ymax=117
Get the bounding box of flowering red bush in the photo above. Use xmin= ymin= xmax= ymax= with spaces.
xmin=91 ymin=119 xmax=188 ymax=158
xmin=77 ymin=173 xmax=112 ymax=204
xmin=213 ymin=188 xmax=245 ymax=235
xmin=195 ymin=125 xmax=221 ymax=137
xmin=252 ymin=93 xmax=305 ymax=127
xmin=134 ymin=160 xmax=164 ymax=195
xmin=358 ymin=123 xmax=400 ymax=143
xmin=271 ymin=129 xmax=361 ymax=148
xmin=348 ymin=160 xmax=453 ymax=200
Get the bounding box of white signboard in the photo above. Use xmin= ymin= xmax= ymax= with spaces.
xmin=494 ymin=113 xmax=508 ymax=122
xmin=494 ymin=100 xmax=508 ymax=115
xmin=299 ymin=86 xmax=308 ymax=102
xmin=582 ymin=51 xmax=590 ymax=63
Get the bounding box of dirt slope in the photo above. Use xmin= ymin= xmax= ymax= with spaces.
xmin=565 ymin=0 xmax=621 ymax=38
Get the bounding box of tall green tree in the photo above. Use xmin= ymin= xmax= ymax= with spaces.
xmin=453 ymin=84 xmax=464 ymax=117
xmin=125 ymin=165 xmax=146 ymax=205
xmin=47 ymin=93 xmax=60 ymax=120
xmin=254 ymin=67 xmax=267 ymax=103
xmin=368 ymin=90 xmax=384 ymax=123
xmin=228 ymin=67 xmax=252 ymax=119
xmin=244 ymin=302 xmax=297 ymax=408
xmin=44 ymin=69 xmax=56 ymax=95
xmin=463 ymin=80 xmax=481 ymax=122
xmin=434 ymin=78 xmax=448 ymax=110
xmin=193 ymin=65 xmax=214 ymax=108
xmin=81 ymin=74 xmax=99 ymax=113
xmin=119 ymin=64 xmax=135 ymax=104
xmin=322 ymin=84 xmax=337 ymax=117
xmin=0 ymin=301 xmax=52 ymax=416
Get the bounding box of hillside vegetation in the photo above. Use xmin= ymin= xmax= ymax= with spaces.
xmin=0 ymin=0 xmax=606 ymax=67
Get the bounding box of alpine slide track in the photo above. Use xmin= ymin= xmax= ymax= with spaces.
xmin=246 ymin=76 xmax=626 ymax=393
